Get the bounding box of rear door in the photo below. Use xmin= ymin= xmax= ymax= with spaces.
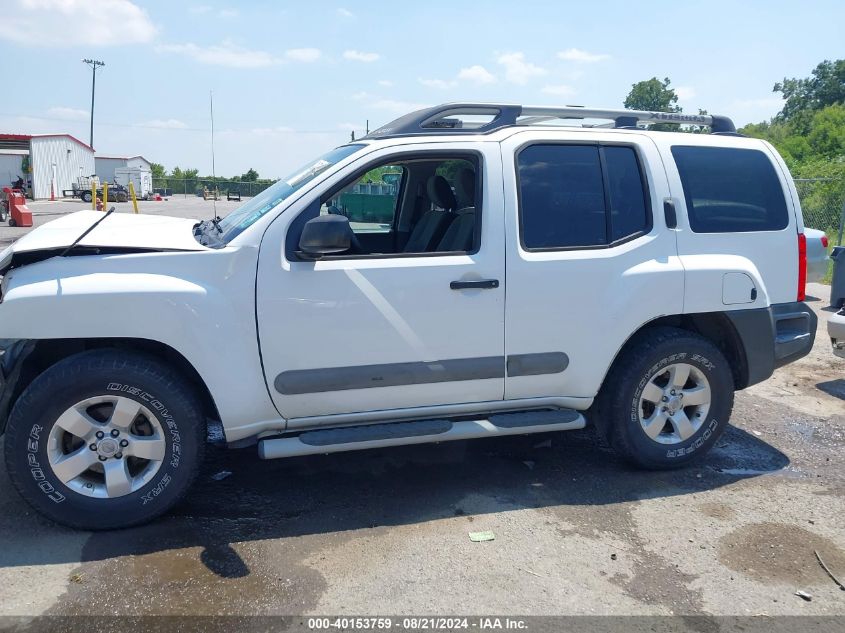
xmin=656 ymin=136 xmax=799 ymax=310
xmin=500 ymin=130 xmax=682 ymax=402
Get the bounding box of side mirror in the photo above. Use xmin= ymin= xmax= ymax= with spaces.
xmin=298 ymin=214 xmax=353 ymax=258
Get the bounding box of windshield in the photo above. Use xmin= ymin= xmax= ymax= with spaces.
xmin=213 ymin=143 xmax=366 ymax=243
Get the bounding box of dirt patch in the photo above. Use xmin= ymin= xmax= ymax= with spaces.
xmin=718 ymin=522 xmax=845 ymax=586
xmin=698 ymin=502 xmax=736 ymax=521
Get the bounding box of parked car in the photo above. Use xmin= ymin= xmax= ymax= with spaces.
xmin=828 ymin=308 xmax=845 ymax=359
xmin=80 ymin=184 xmax=129 ymax=204
xmin=805 ymin=227 xmax=829 ymax=283
xmin=0 ymin=103 xmax=817 ymax=529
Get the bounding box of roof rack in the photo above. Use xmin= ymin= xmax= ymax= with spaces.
xmin=365 ymin=103 xmax=737 ymax=138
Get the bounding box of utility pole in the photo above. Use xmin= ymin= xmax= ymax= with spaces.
xmin=82 ymin=59 xmax=105 ymax=148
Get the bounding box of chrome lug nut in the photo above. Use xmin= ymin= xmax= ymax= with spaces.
xmin=110 ymin=429 xmax=120 ymax=438
xmin=89 ymin=443 xmax=98 ymax=451
xmin=119 ymin=439 xmax=129 ymax=447
xmin=670 ymin=389 xmax=676 ymax=395
xmin=95 ymin=431 xmax=105 ymax=439
xmin=662 ymin=396 xmax=669 ymax=402
xmin=115 ymin=452 xmax=123 ymax=459
xmin=98 ymin=456 xmax=107 ymax=462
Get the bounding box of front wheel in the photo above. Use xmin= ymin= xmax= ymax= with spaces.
xmin=81 ymin=192 xmax=92 ymax=203
xmin=4 ymin=350 xmax=205 ymax=529
xmin=593 ymin=327 xmax=734 ymax=469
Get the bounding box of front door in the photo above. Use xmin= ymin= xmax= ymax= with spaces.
xmin=256 ymin=143 xmax=506 ymax=421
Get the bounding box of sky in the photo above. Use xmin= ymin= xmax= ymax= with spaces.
xmin=1 ymin=0 xmax=843 ymax=179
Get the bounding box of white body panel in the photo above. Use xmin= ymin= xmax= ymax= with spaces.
xmin=30 ymin=136 xmax=95 ymax=200
xmin=651 ymin=134 xmax=799 ymax=311
xmin=7 ymin=211 xmax=203 ymax=254
xmin=114 ymin=168 xmax=153 ymax=198
xmin=500 ymin=130 xmax=683 ymax=400
xmin=0 ymin=248 xmax=280 ymax=439
xmin=255 ymin=142 xmax=506 ymax=419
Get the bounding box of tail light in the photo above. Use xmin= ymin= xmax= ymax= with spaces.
xmin=797 ymin=232 xmax=807 ymax=301
xmin=821 ymin=235 xmax=829 ymax=249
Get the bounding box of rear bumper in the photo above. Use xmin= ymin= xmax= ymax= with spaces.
xmin=725 ymin=301 xmax=817 ymax=388
xmin=828 ymin=310 xmax=845 ymax=359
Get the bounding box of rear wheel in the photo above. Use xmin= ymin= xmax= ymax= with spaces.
xmin=81 ymin=191 xmax=92 ymax=203
xmin=4 ymin=349 xmax=205 ymax=529
xmin=8 ymin=218 xmax=15 ymax=227
xmin=593 ymin=327 xmax=734 ymax=469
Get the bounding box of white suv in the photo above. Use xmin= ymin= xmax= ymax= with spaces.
xmin=0 ymin=103 xmax=816 ymax=529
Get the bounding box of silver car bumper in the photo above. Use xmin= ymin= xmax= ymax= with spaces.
xmin=828 ymin=310 xmax=845 ymax=359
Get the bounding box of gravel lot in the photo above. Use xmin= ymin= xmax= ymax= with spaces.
xmin=0 ymin=199 xmax=843 ymax=623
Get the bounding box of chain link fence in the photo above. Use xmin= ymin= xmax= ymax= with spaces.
xmin=151 ymin=178 xmax=275 ymax=199
xmin=794 ymin=178 xmax=845 ymax=242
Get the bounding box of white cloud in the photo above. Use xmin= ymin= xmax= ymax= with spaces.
xmin=337 ymin=8 xmax=354 ymax=18
xmin=457 ymin=65 xmax=497 ymax=85
xmin=218 ymin=8 xmax=238 ymax=18
xmin=157 ymin=41 xmax=281 ymax=68
xmin=343 ymin=50 xmax=380 ymax=63
xmin=138 ymin=119 xmax=188 ymax=129
xmin=377 ymin=80 xmax=393 ymax=87
xmin=0 ymin=0 xmax=157 ymax=47
xmin=47 ymin=106 xmax=89 ymax=121
xmin=557 ymin=48 xmax=610 ymax=63
xmin=285 ymin=47 xmax=322 ymax=62
xmin=496 ymin=52 xmax=546 ymax=85
xmin=419 ymin=78 xmax=456 ymax=89
xmin=541 ymin=84 xmax=577 ymax=97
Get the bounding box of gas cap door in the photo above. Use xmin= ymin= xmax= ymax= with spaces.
xmin=722 ymin=272 xmax=757 ymax=305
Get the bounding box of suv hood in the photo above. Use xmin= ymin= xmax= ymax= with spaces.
xmin=0 ymin=211 xmax=206 ymax=271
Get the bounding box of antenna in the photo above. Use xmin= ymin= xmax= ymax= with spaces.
xmin=209 ymin=90 xmax=217 ymax=219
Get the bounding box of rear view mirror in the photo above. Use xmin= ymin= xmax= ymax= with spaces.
xmin=298 ymin=215 xmax=353 ymax=258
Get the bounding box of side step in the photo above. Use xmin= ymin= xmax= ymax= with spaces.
xmin=257 ymin=409 xmax=585 ymax=459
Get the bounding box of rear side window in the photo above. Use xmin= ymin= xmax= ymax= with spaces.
xmin=517 ymin=144 xmax=650 ymax=250
xmin=671 ymin=146 xmax=789 ymax=233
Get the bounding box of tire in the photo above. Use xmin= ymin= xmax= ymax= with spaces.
xmin=592 ymin=327 xmax=734 ymax=469
xmin=8 ymin=218 xmax=15 ymax=227
xmin=81 ymin=192 xmax=92 ymax=203
xmin=117 ymin=193 xmax=128 ymax=203
xmin=4 ymin=349 xmax=205 ymax=529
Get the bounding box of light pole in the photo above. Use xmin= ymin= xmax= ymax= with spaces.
xmin=82 ymin=59 xmax=105 ymax=148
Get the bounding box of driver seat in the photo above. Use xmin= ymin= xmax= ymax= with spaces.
xmin=402 ymin=176 xmax=454 ymax=252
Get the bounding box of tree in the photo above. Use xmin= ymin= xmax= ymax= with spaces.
xmin=624 ymin=77 xmax=680 ymax=112
xmin=150 ymin=162 xmax=166 ymax=179
xmin=624 ymin=77 xmax=681 ymax=131
xmin=774 ymin=59 xmax=845 ymax=123
xmin=241 ymin=168 xmax=259 ymax=182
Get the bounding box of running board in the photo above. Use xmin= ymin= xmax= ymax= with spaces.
xmin=257 ymin=409 xmax=585 ymax=459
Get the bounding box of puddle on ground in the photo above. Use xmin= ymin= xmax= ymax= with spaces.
xmin=718 ymin=522 xmax=845 ymax=586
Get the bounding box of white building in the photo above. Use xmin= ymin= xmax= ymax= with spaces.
xmin=0 ymin=133 xmax=95 ymax=199
xmin=95 ymin=155 xmax=152 ymax=183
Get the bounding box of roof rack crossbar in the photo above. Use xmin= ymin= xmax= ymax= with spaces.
xmin=366 ymin=103 xmax=737 ymax=138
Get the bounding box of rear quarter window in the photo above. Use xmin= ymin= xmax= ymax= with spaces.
xmin=671 ymin=146 xmax=789 ymax=233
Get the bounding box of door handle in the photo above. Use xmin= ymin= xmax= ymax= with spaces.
xmin=450 ymin=279 xmax=499 ymax=290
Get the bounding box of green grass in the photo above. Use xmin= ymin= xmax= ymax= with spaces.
xmin=821 ymin=233 xmax=840 ymax=285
